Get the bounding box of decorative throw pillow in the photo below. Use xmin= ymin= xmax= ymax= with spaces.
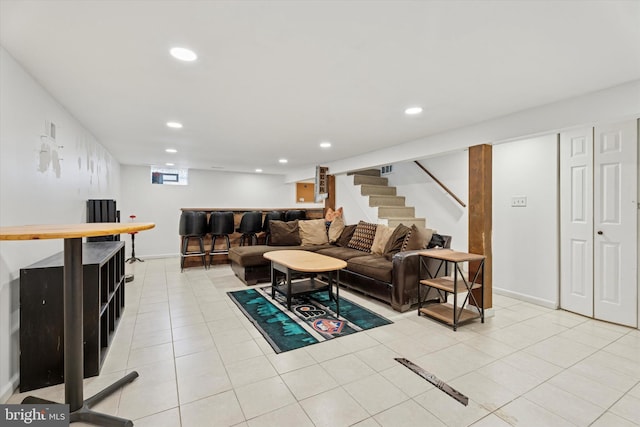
xmin=397 ymin=226 xmax=437 ymax=253
xmin=268 ymin=220 xmax=301 ymax=246
xmin=401 ymin=224 xmax=424 ymax=251
xmin=428 ymin=233 xmax=446 ymax=248
xmin=370 ymin=224 xmax=395 ymax=254
xmin=324 ymin=207 xmax=343 ymax=222
xmin=336 ymin=224 xmax=357 ymax=247
xmin=383 ymin=223 xmax=410 ymax=260
xmin=347 ymin=221 xmax=378 ymax=252
xmin=328 ymin=216 xmax=345 ymax=243
xmin=420 ymin=228 xmax=435 ymax=248
xmin=298 ymin=219 xmax=329 ymax=246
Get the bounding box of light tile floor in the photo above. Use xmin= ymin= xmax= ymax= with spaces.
xmin=8 ymin=259 xmax=640 ymax=426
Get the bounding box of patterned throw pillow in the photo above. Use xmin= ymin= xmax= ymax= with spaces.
xmin=401 ymin=224 xmax=423 ymax=251
xmin=347 ymin=221 xmax=378 ymax=252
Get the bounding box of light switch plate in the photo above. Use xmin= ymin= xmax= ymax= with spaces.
xmin=511 ymin=196 xmax=527 ymax=207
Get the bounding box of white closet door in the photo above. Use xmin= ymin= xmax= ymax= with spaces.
xmin=560 ymin=128 xmax=594 ymax=318
xmin=593 ymin=120 xmax=638 ymax=327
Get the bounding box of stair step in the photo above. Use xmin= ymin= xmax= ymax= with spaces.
xmin=386 ymin=217 xmax=426 ymax=228
xmin=361 ymin=184 xmax=396 ymax=196
xmin=353 ymin=175 xmax=388 ymax=186
xmin=369 ymin=195 xmax=405 ymax=207
xmin=348 ymin=168 xmax=381 ymax=177
xmin=378 ymin=206 xmax=415 ymax=218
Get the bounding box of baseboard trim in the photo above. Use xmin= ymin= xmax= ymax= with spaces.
xmin=0 ymin=373 xmax=19 ymax=403
xmin=493 ymin=287 xmax=558 ymax=309
xmin=135 ymin=253 xmax=179 ymax=260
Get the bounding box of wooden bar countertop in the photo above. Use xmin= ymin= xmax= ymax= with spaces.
xmin=0 ymin=222 xmax=155 ymax=240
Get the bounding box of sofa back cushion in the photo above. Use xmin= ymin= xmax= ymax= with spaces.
xmin=299 ymin=219 xmax=329 ymax=246
xmin=347 ymin=221 xmax=378 ymax=252
xmin=336 ymin=224 xmax=357 ymax=247
xmin=269 ymin=220 xmax=301 ymax=246
xmin=383 ymin=223 xmax=410 ymax=260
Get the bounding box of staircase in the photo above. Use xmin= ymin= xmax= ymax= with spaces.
xmin=350 ymin=169 xmax=426 ymax=228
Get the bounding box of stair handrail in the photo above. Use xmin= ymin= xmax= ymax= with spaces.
xmin=414 ymin=161 xmax=466 ymax=208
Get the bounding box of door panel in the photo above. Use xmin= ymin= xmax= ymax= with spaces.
xmin=599 ymin=163 xmax=620 ymax=224
xmin=593 ymin=121 xmax=638 ymax=327
xmin=598 ymin=242 xmax=620 ymax=303
xmin=569 ymin=239 xmax=588 ymax=297
xmin=560 ymin=129 xmax=594 ymax=317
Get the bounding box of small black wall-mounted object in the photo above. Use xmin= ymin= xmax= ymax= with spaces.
xmin=86 ymin=199 xmax=120 ymax=242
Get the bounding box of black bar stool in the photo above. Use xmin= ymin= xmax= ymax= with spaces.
xmin=126 ymin=214 xmax=144 ymax=263
xmin=236 ymin=211 xmax=262 ymax=246
xmin=179 ymin=211 xmax=207 ymax=271
xmin=285 ymin=210 xmax=306 ymax=222
xmin=209 ymin=211 xmax=234 ymax=267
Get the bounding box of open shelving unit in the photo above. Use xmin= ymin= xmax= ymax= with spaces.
xmin=418 ymin=249 xmax=485 ymax=331
xmin=19 ymin=241 xmax=126 ymax=392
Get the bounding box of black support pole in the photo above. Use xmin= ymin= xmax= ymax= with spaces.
xmin=64 ymin=237 xmax=84 ymax=411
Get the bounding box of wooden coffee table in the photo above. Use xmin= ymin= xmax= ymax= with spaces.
xmin=263 ymin=250 xmax=347 ymax=316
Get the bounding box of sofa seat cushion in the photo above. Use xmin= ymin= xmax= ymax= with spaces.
xmin=347 ymin=255 xmax=392 ymax=284
xmin=228 ymin=245 xmax=301 ymax=267
xmin=316 ymin=246 xmax=370 ymax=261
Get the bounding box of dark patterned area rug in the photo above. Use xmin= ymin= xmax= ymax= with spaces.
xmin=228 ymin=286 xmax=392 ymax=353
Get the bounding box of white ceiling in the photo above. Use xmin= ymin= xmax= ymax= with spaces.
xmin=1 ymin=0 xmax=639 ymax=174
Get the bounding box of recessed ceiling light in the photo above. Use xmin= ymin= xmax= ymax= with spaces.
xmin=170 ymin=47 xmax=197 ymax=62
xmin=255 ymin=168 xmax=263 ymax=173
xmin=165 ymin=162 xmax=175 ymax=166
xmin=404 ymin=106 xmax=423 ymax=115
xmin=279 ymin=158 xmax=288 ymax=164
xmin=166 ymin=121 xmax=183 ymax=129
xmin=165 ymin=148 xmax=177 ymax=153
xmin=319 ymin=141 xmax=332 ymax=148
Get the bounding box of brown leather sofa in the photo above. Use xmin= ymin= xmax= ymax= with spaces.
xmin=228 ymin=233 xmax=452 ymax=312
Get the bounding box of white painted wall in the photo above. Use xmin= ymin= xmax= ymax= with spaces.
xmin=334 ymin=173 xmax=378 ymax=225
xmin=287 ymin=79 xmax=640 ymax=183
xmin=0 ymin=48 xmax=120 ymax=402
xmin=333 ymin=152 xmax=468 ymax=246
xmin=492 ymin=135 xmax=559 ymax=308
xmin=118 ymin=166 xmax=322 ymax=258
xmin=387 ymin=152 xmax=469 ymax=252
xmin=345 ymin=138 xmax=559 ymax=309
